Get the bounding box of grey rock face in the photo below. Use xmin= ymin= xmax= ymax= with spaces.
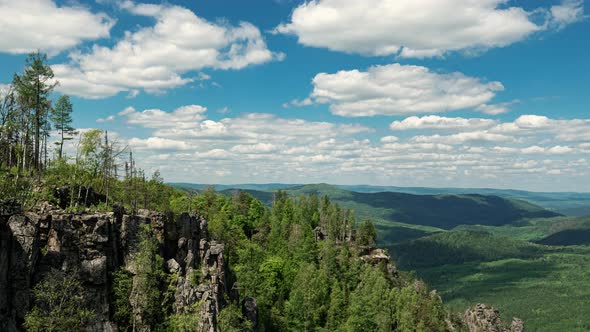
xmin=0 ymin=208 xmax=238 ymax=332
xmin=242 ymin=296 xmax=258 ymax=332
xmin=464 ymin=304 xmax=525 ymax=332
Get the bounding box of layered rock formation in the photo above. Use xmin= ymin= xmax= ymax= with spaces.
xmin=0 ymin=203 xmax=236 ymax=332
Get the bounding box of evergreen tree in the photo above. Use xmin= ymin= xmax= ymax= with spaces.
xmin=326 ymin=281 xmax=347 ymax=331
xmin=356 ymin=219 xmax=377 ymax=247
xmin=12 ymin=51 xmax=57 ymax=171
xmin=129 ymin=224 xmax=166 ymax=329
xmin=285 ymin=263 xmax=329 ymax=331
xmin=346 ymin=266 xmax=391 ymax=332
xmin=51 ymin=95 xmax=76 ymax=159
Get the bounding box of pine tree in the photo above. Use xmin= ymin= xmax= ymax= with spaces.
xmin=326 ymin=281 xmax=347 ymax=330
xmin=12 ymin=51 xmax=57 ymax=171
xmin=51 ymin=95 xmax=76 ymax=159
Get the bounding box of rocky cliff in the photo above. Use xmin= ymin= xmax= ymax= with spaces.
xmin=463 ymin=304 xmax=524 ymax=332
xmin=0 ymin=203 xmax=241 ymax=332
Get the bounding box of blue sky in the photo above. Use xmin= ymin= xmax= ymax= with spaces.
xmin=0 ymin=0 xmax=589 ymax=191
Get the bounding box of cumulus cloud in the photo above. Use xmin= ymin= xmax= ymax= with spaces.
xmin=550 ymin=0 xmax=585 ymax=30
xmin=547 ymin=145 xmax=574 ymax=154
xmin=276 ymin=0 xmax=584 ymax=58
xmin=304 ymin=63 xmax=504 ymax=116
xmin=380 ymin=136 xmax=399 ymax=143
xmin=0 ymin=0 xmax=114 ymax=55
xmin=410 ymin=132 xmax=514 ymax=145
xmin=53 ymin=1 xmax=282 ymax=98
xmin=93 ymin=105 xmax=590 ymax=190
xmin=145 ymin=112 xmax=373 ymax=143
xmin=129 ymin=137 xmax=191 ymax=151
xmin=96 ymin=115 xmax=115 ymax=123
xmin=520 ymin=145 xmax=577 ymax=155
xmin=490 ymin=115 xmax=590 ymax=141
xmin=125 ymin=105 xmax=207 ymax=129
xmin=231 ymin=143 xmax=279 ymax=154
xmin=390 ymin=116 xmax=497 ymax=131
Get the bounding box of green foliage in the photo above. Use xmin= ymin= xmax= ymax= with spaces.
xmin=190 ymin=268 xmax=202 ymax=287
xmin=226 ymin=191 xmax=450 ymax=332
xmin=112 ymin=269 xmax=133 ymax=331
xmin=24 ymin=270 xmax=94 ymax=332
xmin=166 ymin=302 xmax=202 ymax=332
xmin=346 ymin=266 xmax=391 ymax=331
xmin=218 ymin=301 xmax=253 ymax=332
xmin=391 ymin=283 xmax=447 ymax=332
xmin=406 ymin=232 xmax=590 ymax=332
xmin=208 ymin=184 xmax=560 ymax=232
xmin=356 ymin=219 xmax=377 ymax=246
xmin=393 ymin=231 xmax=545 ymax=269
xmin=51 ymin=95 xmax=75 ymax=159
xmin=326 ymin=281 xmax=346 ymax=330
xmin=10 ymin=51 xmax=57 ymax=172
xmin=0 ymin=166 xmax=33 ymax=203
xmin=285 ymin=263 xmax=329 ymax=330
xmin=130 ymin=223 xmax=167 ymax=328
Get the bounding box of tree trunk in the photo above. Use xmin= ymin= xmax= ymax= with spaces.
xmin=34 ymin=79 xmax=41 ymax=172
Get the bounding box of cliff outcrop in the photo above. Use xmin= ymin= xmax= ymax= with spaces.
xmin=0 ymin=203 xmax=237 ymax=331
xmin=463 ymin=304 xmax=524 ymax=332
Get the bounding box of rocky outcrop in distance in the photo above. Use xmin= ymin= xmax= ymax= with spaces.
xmin=464 ymin=304 xmax=524 ymax=332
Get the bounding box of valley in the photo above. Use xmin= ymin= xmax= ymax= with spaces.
xmin=175 ymin=183 xmax=590 ymax=331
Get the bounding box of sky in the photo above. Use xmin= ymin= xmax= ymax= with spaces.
xmin=0 ymin=0 xmax=589 ymax=191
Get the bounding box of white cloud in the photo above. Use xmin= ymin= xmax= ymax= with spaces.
xmin=547 ymin=145 xmax=574 ymax=154
xmin=306 ymin=63 xmax=504 ymax=116
xmin=284 ymin=98 xmax=314 ymax=108
xmin=126 ymin=105 xmax=207 ymax=129
xmin=118 ymin=107 xmax=136 ymax=116
xmin=129 ymin=137 xmax=190 ymax=151
xmin=106 ymin=106 xmax=590 ymax=191
xmin=390 ymin=115 xmax=497 ymax=131
xmin=0 ymin=0 xmax=114 ymax=55
xmin=514 ymin=115 xmax=552 ymax=129
xmin=521 ymin=146 xmax=546 ymax=154
xmin=475 ymin=103 xmax=512 ymax=115
xmin=410 ymin=131 xmax=514 ymax=145
xmin=380 ymin=136 xmax=399 ymax=143
xmin=490 ymin=115 xmax=590 ymax=141
xmin=217 ymin=106 xmax=231 ymax=114
xmin=231 ymin=143 xmax=279 ymax=154
xmin=53 ymin=1 xmax=282 ymax=98
xmin=550 ymin=0 xmax=585 ymax=30
xmin=520 ymin=145 xmax=575 ymax=154
xmin=148 ymin=112 xmax=372 ymax=143
xmin=276 ymin=0 xmax=582 ymax=58
xmin=96 ymin=115 xmax=115 ymax=123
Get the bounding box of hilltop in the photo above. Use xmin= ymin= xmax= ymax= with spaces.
xmin=175 ymin=183 xmax=560 ymax=234
xmin=172 ymin=182 xmax=590 ymax=216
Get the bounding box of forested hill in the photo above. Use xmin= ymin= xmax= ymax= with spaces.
xmin=170 ymin=182 xmax=590 ymax=216
xmin=176 ymin=183 xmax=561 ymax=230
